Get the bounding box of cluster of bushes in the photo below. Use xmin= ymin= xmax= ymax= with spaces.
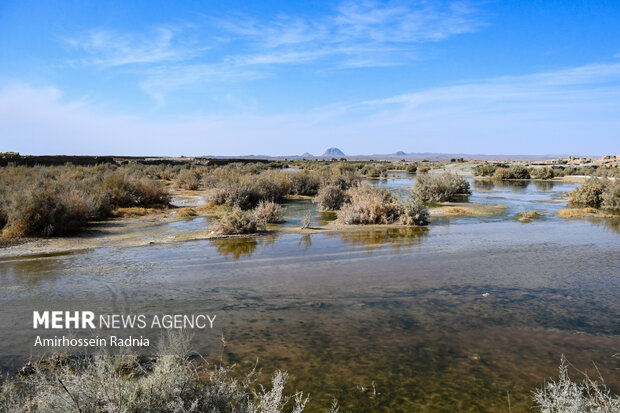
xmin=529 ymin=166 xmax=555 ymax=179
xmin=0 ymin=165 xmax=169 ymax=237
xmin=568 ymin=178 xmax=620 ymax=210
xmin=492 ymin=165 xmax=531 ymax=180
xmin=412 ymin=172 xmax=471 ymax=202
xmin=359 ymin=164 xmax=388 ymax=178
xmin=313 ymin=183 xmax=429 ymax=226
xmin=473 ymin=164 xmax=500 ymax=177
xmin=207 ymin=164 xmax=359 ymax=211
xmin=0 ymin=333 xmax=316 ymax=413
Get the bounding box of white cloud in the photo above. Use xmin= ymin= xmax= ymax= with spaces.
xmin=2 ymin=62 xmax=618 ymax=156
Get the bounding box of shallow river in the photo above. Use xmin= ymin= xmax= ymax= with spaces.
xmin=1 ymin=176 xmax=619 ymax=412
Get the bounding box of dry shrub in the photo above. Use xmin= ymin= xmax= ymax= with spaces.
xmin=568 ymin=178 xmax=606 ymax=207
xmin=0 ymin=332 xmax=315 ymax=413
xmin=399 ymin=195 xmax=429 ymax=226
xmin=253 ymin=201 xmax=284 ymax=224
xmin=601 ymin=179 xmax=620 ymax=210
xmin=533 ymin=356 xmax=620 ymax=411
xmin=210 ymin=208 xmax=258 ymax=235
xmin=288 ymin=172 xmax=320 ymax=195
xmin=412 ymin=172 xmax=471 ymax=202
xmin=314 ymin=185 xmax=348 ymax=210
xmin=0 ymin=165 xmax=169 ymax=237
xmin=176 ymin=168 xmax=202 ymax=190
xmin=337 ymin=184 xmax=400 ymax=225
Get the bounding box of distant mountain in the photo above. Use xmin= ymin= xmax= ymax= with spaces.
xmin=322 ymin=147 xmax=345 ymax=157
xmin=300 ymin=152 xmax=314 ymax=158
xmin=395 ymin=151 xmax=407 ymax=156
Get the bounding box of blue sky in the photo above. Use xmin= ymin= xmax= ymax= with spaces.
xmin=0 ymin=0 xmax=619 ymax=156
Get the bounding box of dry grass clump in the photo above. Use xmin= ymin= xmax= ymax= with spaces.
xmin=493 ymin=165 xmax=530 ymax=180
xmin=360 ymin=164 xmax=388 ymax=178
xmin=337 ymin=184 xmax=401 ymax=225
xmin=0 ymin=333 xmax=315 ymax=413
xmin=253 ymin=201 xmax=284 ymax=224
xmin=314 ymin=185 xmax=348 ymax=210
xmin=210 ymin=208 xmax=258 ymax=235
xmin=533 ymin=356 xmax=620 ymax=412
xmin=567 ymin=178 xmax=619 ymax=209
xmin=557 ymin=207 xmax=601 ymax=218
xmin=412 ymin=172 xmax=471 ymax=202
xmin=516 ymin=210 xmax=544 ymax=222
xmin=0 ymin=165 xmax=169 ymax=238
xmin=176 ymin=207 xmax=198 ymax=218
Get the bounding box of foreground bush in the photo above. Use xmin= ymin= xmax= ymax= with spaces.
xmin=412 ymin=172 xmax=471 ymax=202
xmin=314 ymin=185 xmax=348 ymax=210
xmin=337 ymin=184 xmax=401 ymax=225
xmin=254 ymin=201 xmax=284 ymax=224
xmin=210 ymin=208 xmax=258 ymax=235
xmin=533 ymin=356 xmax=620 ymax=412
xmin=0 ymin=333 xmax=312 ymax=413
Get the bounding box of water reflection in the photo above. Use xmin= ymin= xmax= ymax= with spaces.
xmin=330 ymin=227 xmax=428 ymax=253
xmin=209 ymin=235 xmax=279 ymax=260
xmin=532 ymin=180 xmax=557 ymax=191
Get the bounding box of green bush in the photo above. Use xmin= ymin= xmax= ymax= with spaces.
xmin=473 ymin=164 xmax=498 ymax=177
xmin=493 ymin=165 xmax=531 ymax=180
xmin=412 ymin=172 xmax=471 ymax=202
xmin=530 ymin=167 xmax=555 ymax=180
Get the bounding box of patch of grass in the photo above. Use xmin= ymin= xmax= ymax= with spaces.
xmin=515 ymin=210 xmax=544 ymax=222
xmin=176 ymin=207 xmax=198 ymax=218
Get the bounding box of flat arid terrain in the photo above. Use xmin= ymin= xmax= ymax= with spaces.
xmin=1 ymin=155 xmax=618 ymax=412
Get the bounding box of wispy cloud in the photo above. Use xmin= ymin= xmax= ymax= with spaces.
xmin=2 ymin=62 xmax=619 ymax=155
xmin=64 ymin=1 xmax=485 ymax=101
xmin=66 ymin=25 xmax=205 ymax=67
